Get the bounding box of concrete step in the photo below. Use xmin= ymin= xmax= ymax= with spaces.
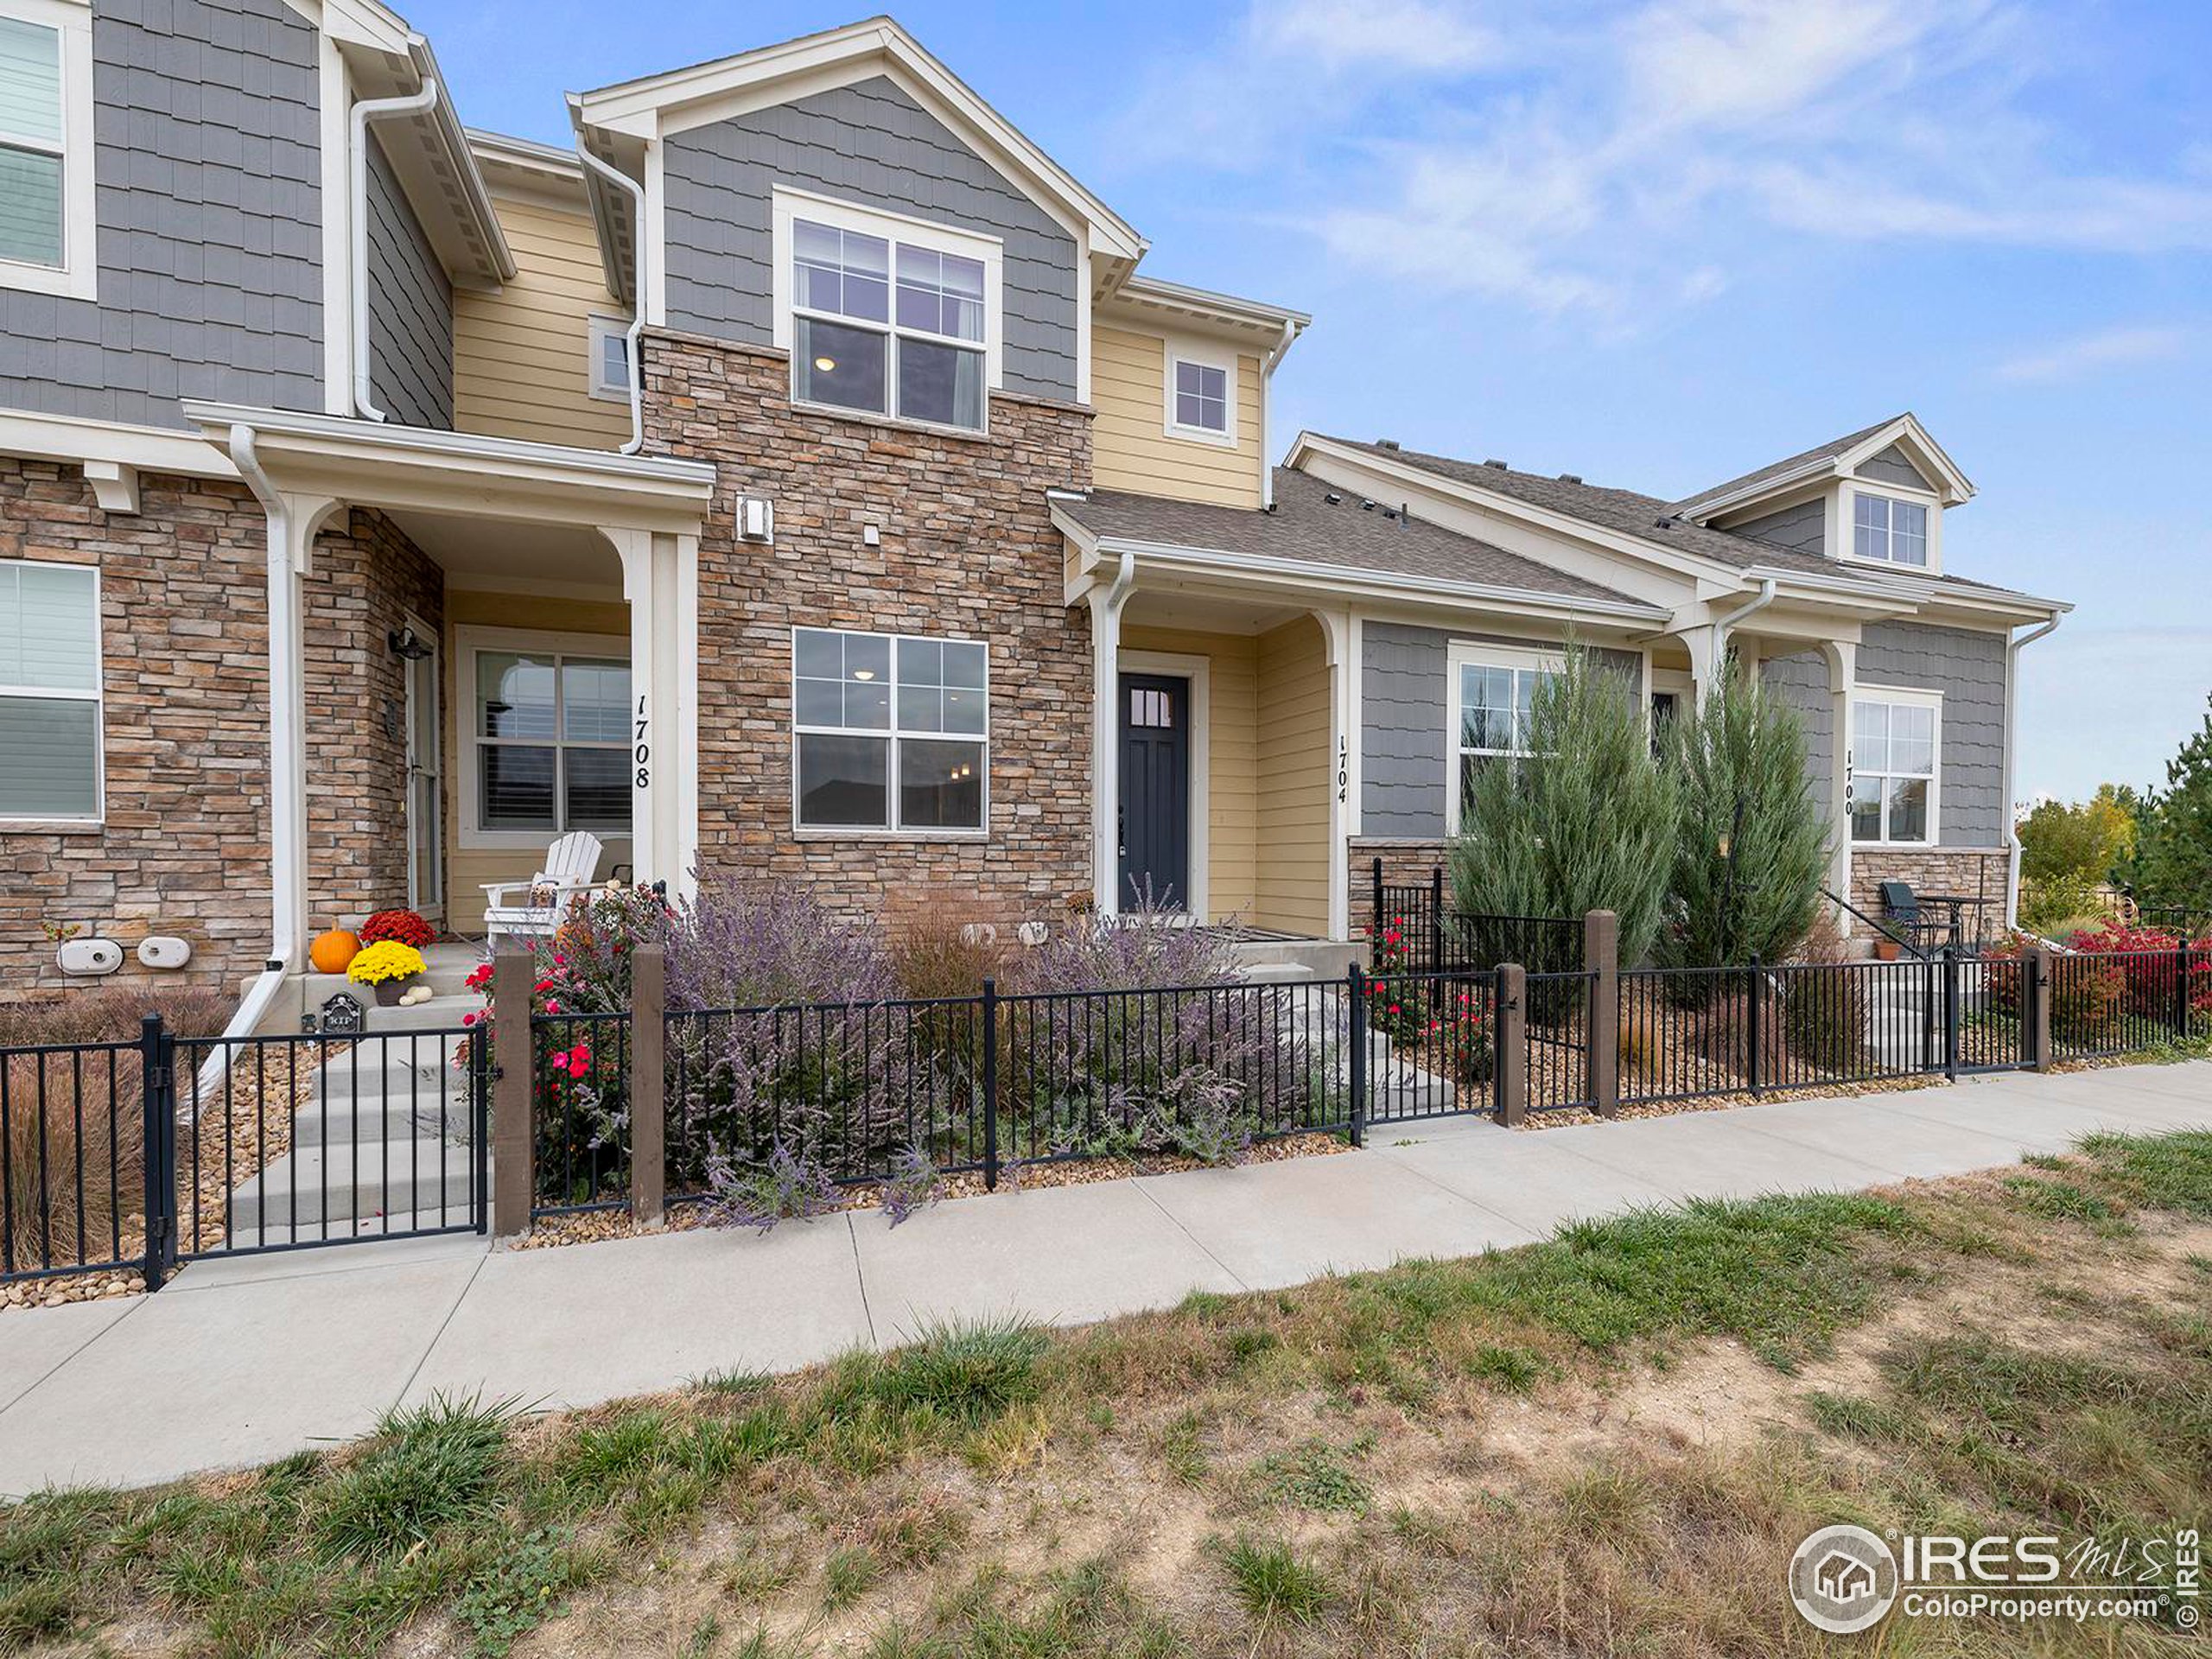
xmin=1242 ymin=963 xmax=1316 ymax=983
xmin=363 ymin=995 xmax=483 ymax=1034
xmin=227 ymin=1137 xmax=481 ymax=1230
xmin=220 ymin=1203 xmax=487 ymax=1250
xmin=293 ymin=1088 xmax=477 ymax=1147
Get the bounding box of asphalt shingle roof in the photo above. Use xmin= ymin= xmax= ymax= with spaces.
xmin=1665 ymin=416 xmax=1904 ymax=518
xmin=1060 ymin=468 xmax=1651 ymax=608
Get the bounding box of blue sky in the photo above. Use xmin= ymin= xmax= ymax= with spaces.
xmin=412 ymin=0 xmax=2212 ymax=807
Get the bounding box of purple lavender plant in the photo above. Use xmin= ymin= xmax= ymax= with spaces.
xmin=877 ymin=1144 xmax=944 ymax=1227
xmin=700 ymin=1141 xmax=842 ymax=1235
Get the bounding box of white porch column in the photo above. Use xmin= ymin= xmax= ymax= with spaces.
xmin=1821 ymin=639 xmax=1857 ymax=925
xmin=1683 ymin=623 xmax=1723 ymax=709
xmin=1318 ymin=610 xmax=1357 ymax=942
xmin=610 ymin=528 xmax=697 ymax=898
xmin=1084 ymin=553 xmax=1135 ymax=913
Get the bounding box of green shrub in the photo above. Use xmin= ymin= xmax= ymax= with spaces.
xmin=1449 ymin=645 xmax=1677 ymax=969
xmin=1659 ymin=672 xmax=1827 ymax=969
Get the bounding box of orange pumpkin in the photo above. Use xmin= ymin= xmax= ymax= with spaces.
xmin=310 ymin=929 xmax=361 ymax=975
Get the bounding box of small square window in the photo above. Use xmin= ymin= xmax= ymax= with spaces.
xmin=587 ymin=317 xmax=632 ymax=401
xmin=1169 ymin=357 xmax=1230 ymax=436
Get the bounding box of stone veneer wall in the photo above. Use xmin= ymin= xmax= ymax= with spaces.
xmin=641 ymin=329 xmax=1094 ymax=920
xmin=1851 ymin=846 xmax=2010 ymax=941
xmin=1349 ymin=838 xmax=1451 ymax=937
xmin=0 ymin=459 xmax=439 ymax=1004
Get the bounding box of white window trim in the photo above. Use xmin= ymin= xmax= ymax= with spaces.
xmin=585 ymin=315 xmax=632 ymax=403
xmin=1847 ymin=683 xmax=1942 ymax=848
xmin=455 ymin=625 xmax=636 ymax=853
xmin=790 ymin=624 xmax=991 ymax=840
xmin=768 ymin=184 xmax=1004 ymax=435
xmin=1445 ymin=639 xmax=1562 ymax=836
xmin=1839 ymin=480 xmax=1942 ymax=575
xmin=1160 ymin=337 xmax=1238 ymax=448
xmin=0 ymin=0 xmax=95 ymax=302
xmin=0 ymin=556 xmax=102 ymax=825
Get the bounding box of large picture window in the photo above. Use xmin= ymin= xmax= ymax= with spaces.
xmin=470 ymin=643 xmax=632 ymax=837
xmin=1850 ymin=691 xmax=1940 ymax=844
xmin=1447 ymin=644 xmax=1559 ymax=830
xmin=775 ymin=191 xmax=998 ymax=434
xmin=0 ymin=559 xmax=99 ymax=821
xmin=794 ymin=627 xmax=987 ymax=833
xmin=0 ymin=0 xmax=93 ymax=299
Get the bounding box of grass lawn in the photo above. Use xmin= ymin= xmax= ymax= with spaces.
xmin=6 ymin=1130 xmax=2212 ymax=1656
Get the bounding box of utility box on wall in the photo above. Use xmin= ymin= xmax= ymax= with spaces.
xmin=55 ymin=938 xmax=124 ymax=976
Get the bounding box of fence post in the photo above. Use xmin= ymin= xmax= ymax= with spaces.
xmin=982 ymin=976 xmax=1000 ymax=1191
xmin=1942 ymin=944 xmax=1961 ymax=1080
xmin=1496 ymin=963 xmax=1526 ymax=1127
xmin=491 ymin=949 xmax=535 ymax=1236
xmin=2175 ymin=943 xmax=2192 ymax=1044
xmin=1428 ymin=865 xmax=1445 ymax=974
xmin=1370 ymin=857 xmax=1383 ymax=946
xmin=2027 ymin=942 xmax=2054 ymax=1071
xmin=1346 ymin=964 xmax=1367 ymax=1146
xmin=630 ymin=944 xmax=666 ymax=1225
xmin=1584 ymin=910 xmax=1618 ymax=1119
xmin=138 ymin=1012 xmax=171 ymax=1292
xmin=1746 ymin=954 xmax=1763 ymax=1097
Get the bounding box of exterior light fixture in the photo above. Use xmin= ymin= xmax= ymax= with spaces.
xmin=387 ymin=626 xmax=433 ymax=661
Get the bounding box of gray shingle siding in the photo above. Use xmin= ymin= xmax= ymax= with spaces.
xmin=1758 ymin=650 xmax=1835 ymax=804
xmin=1858 ymin=443 xmax=1931 ymax=490
xmin=0 ymin=0 xmax=322 ymax=429
xmin=1733 ymin=498 xmax=1825 ymax=557
xmin=364 ymin=135 xmax=452 ymax=429
xmin=1358 ymin=623 xmax=1639 ymax=838
xmin=1858 ymin=620 xmax=2006 ymax=846
xmin=662 ymin=76 xmax=1078 ymax=402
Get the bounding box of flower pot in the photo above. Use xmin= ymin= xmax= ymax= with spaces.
xmin=373 ymin=973 xmax=419 ymax=1007
xmin=1872 ymin=939 xmax=1901 ymax=963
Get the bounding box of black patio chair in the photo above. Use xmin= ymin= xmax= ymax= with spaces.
xmin=1878 ymin=880 xmax=1946 ymax=954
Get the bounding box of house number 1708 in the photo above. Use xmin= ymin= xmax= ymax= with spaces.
xmin=634 ymin=695 xmax=651 ymax=789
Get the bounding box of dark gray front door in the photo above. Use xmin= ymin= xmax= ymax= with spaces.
xmin=1118 ymin=672 xmax=1190 ymax=911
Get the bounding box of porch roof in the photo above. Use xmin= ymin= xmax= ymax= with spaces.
xmin=1058 ymin=469 xmax=1656 ymax=616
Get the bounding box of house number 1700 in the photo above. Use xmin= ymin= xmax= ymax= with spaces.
xmin=634 ymin=695 xmax=651 ymax=789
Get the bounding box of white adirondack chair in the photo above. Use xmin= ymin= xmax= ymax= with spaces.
xmin=480 ymin=831 xmax=603 ymax=942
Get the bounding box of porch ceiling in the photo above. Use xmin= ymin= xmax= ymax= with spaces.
xmin=1122 ymin=588 xmax=1311 ymax=636
xmin=386 ymin=510 xmax=625 ymax=591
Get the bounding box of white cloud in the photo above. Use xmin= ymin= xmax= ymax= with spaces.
xmin=1113 ymin=0 xmax=2212 ymax=320
xmin=1995 ymin=325 xmax=2189 ymax=385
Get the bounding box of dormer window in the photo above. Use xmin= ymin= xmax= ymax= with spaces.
xmin=772 ymin=189 xmax=1001 ymax=435
xmin=1852 ymin=493 xmax=1929 ymax=567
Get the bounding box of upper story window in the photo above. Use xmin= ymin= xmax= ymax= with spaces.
xmin=0 ymin=0 xmax=94 ymax=301
xmin=773 ymin=190 xmax=1001 ymax=435
xmin=1852 ymin=492 xmax=1930 ymax=567
xmin=1163 ymin=345 xmax=1236 ymax=446
xmin=793 ymin=626 xmax=988 ymax=834
xmin=0 ymin=560 xmax=102 ymax=823
xmin=1849 ymin=690 xmax=1939 ymax=845
xmin=587 ymin=316 xmax=632 ymax=401
xmin=1447 ymin=642 xmax=1559 ymax=831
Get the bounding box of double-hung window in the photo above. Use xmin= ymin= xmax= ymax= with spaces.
xmin=471 ymin=644 xmax=632 ymax=836
xmin=1850 ymin=691 xmax=1939 ymax=844
xmin=777 ymin=191 xmax=997 ymax=433
xmin=1448 ymin=645 xmax=1558 ymax=830
xmin=794 ymin=627 xmax=987 ymax=833
xmin=1852 ymin=492 xmax=1930 ymax=567
xmin=0 ymin=560 xmax=101 ymax=822
xmin=0 ymin=0 xmax=93 ymax=299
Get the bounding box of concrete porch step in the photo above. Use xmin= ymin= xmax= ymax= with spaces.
xmin=363 ymin=995 xmax=484 ymax=1034
xmin=227 ymin=1138 xmax=481 ymax=1230
xmin=293 ymin=1087 xmax=477 ymax=1147
xmin=217 ymin=1205 xmax=487 ymax=1250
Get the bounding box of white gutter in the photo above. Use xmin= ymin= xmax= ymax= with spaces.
xmin=573 ymin=145 xmax=646 ymax=455
xmin=1259 ymin=316 xmax=1296 ymax=512
xmin=1712 ymin=576 xmax=1778 ymax=659
xmin=351 ymin=67 xmax=442 ymax=422
xmin=2000 ymin=613 xmax=2063 ymax=930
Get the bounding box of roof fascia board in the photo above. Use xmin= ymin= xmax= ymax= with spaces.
xmin=1291 ymin=437 xmax=1719 ymax=602
xmin=0 ymin=409 xmax=235 ymax=479
xmin=1111 ymin=276 xmax=1309 ymax=336
xmin=1837 ymin=413 xmax=1974 ymax=504
xmin=575 ymin=19 xmax=1143 ymax=262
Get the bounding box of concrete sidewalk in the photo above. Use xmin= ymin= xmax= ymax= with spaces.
xmin=3 ymin=1061 xmax=2205 ymax=1494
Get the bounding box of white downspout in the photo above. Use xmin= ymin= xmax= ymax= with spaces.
xmin=574 ymin=145 xmax=646 ymax=454
xmin=1259 ymin=319 xmax=1296 ymax=511
xmin=350 ymin=67 xmax=442 ymax=422
xmin=2001 ymin=614 xmax=2063 ymax=931
xmin=1712 ymin=576 xmax=1778 ymax=664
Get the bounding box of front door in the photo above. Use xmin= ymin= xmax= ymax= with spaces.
xmin=1118 ymin=673 xmax=1189 ymax=911
xmin=402 ymin=615 xmax=443 ymax=920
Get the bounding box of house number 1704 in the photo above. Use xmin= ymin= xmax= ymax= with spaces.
xmin=634 ymin=695 xmax=651 ymax=789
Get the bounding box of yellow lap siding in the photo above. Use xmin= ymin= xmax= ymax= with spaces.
xmin=1253 ymin=617 xmax=1332 ymax=937
xmin=1090 ymin=325 xmax=1265 ymax=509
xmin=454 ymin=195 xmax=633 ymax=451
xmin=1120 ymin=625 xmax=1259 ymax=922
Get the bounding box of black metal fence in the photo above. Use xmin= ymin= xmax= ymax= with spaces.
xmin=1370 ymin=861 xmax=1583 ymax=975
xmin=1361 ymin=969 xmax=1498 ymax=1124
xmin=2 ymin=1018 xmax=488 ymax=1294
xmin=2048 ymin=946 xmax=2209 ymax=1061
